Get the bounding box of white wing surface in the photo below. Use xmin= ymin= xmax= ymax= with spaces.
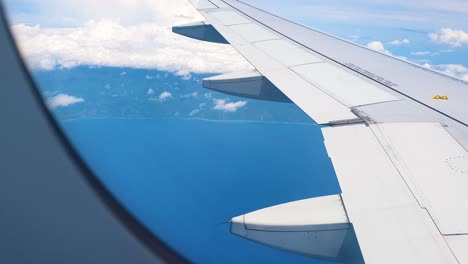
xmin=173 ymin=1 xmax=468 ymax=263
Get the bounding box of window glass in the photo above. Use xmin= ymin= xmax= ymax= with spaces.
xmin=8 ymin=0 xmax=466 ymax=263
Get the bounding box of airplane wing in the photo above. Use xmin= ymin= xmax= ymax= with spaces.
xmin=173 ymin=1 xmax=468 ymax=263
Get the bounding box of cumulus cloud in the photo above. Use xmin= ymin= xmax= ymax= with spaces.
xmin=47 ymin=93 xmax=84 ymax=109
xmin=429 ymin=28 xmax=468 ymax=47
xmin=367 ymin=41 xmax=392 ymax=55
xmin=147 ymin=88 xmax=155 ymax=95
xmin=437 ymin=64 xmax=468 ymax=82
xmin=10 ymin=0 xmax=252 ymax=74
xmin=423 ymin=63 xmax=468 ymax=82
xmin=422 ymin=63 xmax=432 ymax=69
xmin=181 ymin=92 xmax=198 ymax=98
xmin=213 ymin=99 xmax=247 ymax=112
xmin=389 ymin=38 xmax=410 ymax=46
xmin=366 ymin=41 xmax=410 ymax=61
xmin=158 ymin=91 xmax=172 ymax=102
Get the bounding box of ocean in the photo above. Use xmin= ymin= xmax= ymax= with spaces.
xmin=34 ymin=67 xmax=346 ymax=263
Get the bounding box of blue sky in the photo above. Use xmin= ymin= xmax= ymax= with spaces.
xmin=247 ymin=0 xmax=468 ymax=78
xmin=3 ymin=0 xmax=468 ymax=81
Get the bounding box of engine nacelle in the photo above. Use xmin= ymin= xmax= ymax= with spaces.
xmin=231 ymin=195 xmax=363 ymax=261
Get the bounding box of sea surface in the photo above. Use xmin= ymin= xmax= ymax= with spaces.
xmin=34 ymin=67 xmax=345 ymax=263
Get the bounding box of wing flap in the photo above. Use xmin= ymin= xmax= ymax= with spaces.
xmin=374 ymin=123 xmax=468 ymax=235
xmin=445 ymin=235 xmax=468 ymax=263
xmin=261 ymin=67 xmax=356 ymax=123
xmin=323 ymin=124 xmax=458 ymax=264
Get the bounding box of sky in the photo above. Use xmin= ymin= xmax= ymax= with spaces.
xmin=3 ymin=0 xmax=468 ymax=81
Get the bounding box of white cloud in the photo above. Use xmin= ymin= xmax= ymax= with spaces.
xmin=158 ymin=91 xmax=172 ymax=102
xmin=120 ymin=71 xmax=127 ymax=75
xmin=180 ymin=92 xmax=198 ymax=98
xmin=47 ymin=93 xmax=84 ymax=109
xmin=189 ymin=109 xmax=200 ymax=116
xmin=181 ymin=74 xmax=192 ymax=80
xmin=411 ymin=51 xmax=431 ymax=56
xmin=145 ymin=74 xmax=160 ymax=80
xmin=10 ymin=0 xmax=253 ymax=74
xmin=389 ymin=38 xmax=410 ymax=46
xmin=213 ymin=99 xmax=247 ymax=112
xmin=429 ymin=28 xmax=468 ymax=47
xmin=422 ymin=63 xmax=432 ymax=69
xmin=5 ymin=0 xmax=205 ymax=26
xmin=147 ymin=88 xmax=155 ymax=95
xmin=395 ymin=55 xmax=408 ymax=61
xmin=366 ymin=41 xmax=409 ymax=61
xmin=436 ymin=64 xmax=467 ymax=75
xmin=366 ymin=41 xmax=392 ymax=55
xmin=423 ymin=63 xmax=468 ymax=81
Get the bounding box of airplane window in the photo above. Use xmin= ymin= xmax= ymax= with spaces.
xmin=4 ymin=1 xmax=468 ymax=263
xmin=1 ymin=1 xmax=356 ymax=263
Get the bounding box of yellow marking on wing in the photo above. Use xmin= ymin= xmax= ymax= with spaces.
xmin=432 ymin=95 xmax=448 ymax=100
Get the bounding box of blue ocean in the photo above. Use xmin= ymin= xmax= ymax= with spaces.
xmin=34 ymin=67 xmax=346 ymax=263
